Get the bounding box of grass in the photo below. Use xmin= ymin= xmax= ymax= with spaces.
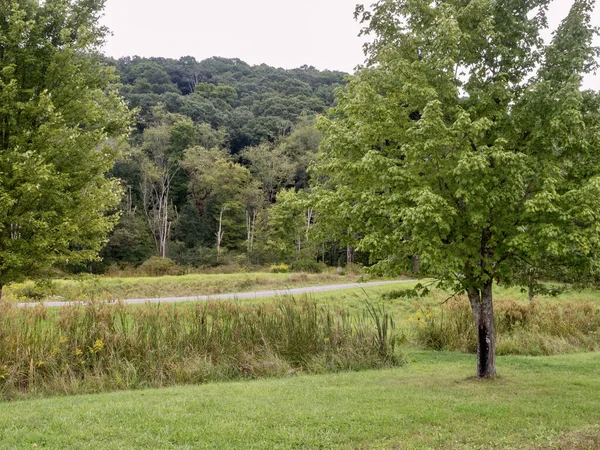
xmin=1 ymin=350 xmax=599 ymax=449
xmin=2 ymin=277 xmax=600 ymax=448
xmin=5 ymin=271 xmax=365 ymax=303
xmin=0 ymin=298 xmax=400 ymax=399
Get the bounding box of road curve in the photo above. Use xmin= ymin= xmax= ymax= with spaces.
xmin=17 ymin=279 xmax=415 ymax=308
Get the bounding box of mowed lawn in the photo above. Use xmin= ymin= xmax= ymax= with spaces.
xmin=1 ymin=351 xmax=599 ymax=449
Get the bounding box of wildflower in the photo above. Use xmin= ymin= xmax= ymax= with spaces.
xmin=93 ymin=339 xmax=104 ymax=351
xmin=51 ymin=347 xmax=59 ymax=357
xmin=89 ymin=339 xmax=104 ymax=354
xmin=75 ymin=348 xmax=83 ymax=356
xmin=59 ymin=336 xmax=68 ymax=344
xmin=408 ymin=316 xmax=414 ymax=322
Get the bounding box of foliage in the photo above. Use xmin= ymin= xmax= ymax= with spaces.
xmin=240 ymin=143 xmax=295 ymax=202
xmin=269 ymin=189 xmax=316 ymax=261
xmin=269 ymin=263 xmax=290 ymax=274
xmin=0 ymin=0 xmax=131 ymax=289
xmin=0 ymin=298 xmax=401 ymax=398
xmin=110 ymin=56 xmax=344 ymax=153
xmin=137 ymin=256 xmax=181 ymax=277
xmin=312 ymin=0 xmax=600 ymax=376
xmin=94 ymin=53 xmax=342 ymax=269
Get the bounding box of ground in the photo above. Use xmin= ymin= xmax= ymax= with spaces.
xmin=1 ymin=350 xmax=598 ymax=449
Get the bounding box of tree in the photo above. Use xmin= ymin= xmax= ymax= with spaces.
xmin=183 ymin=146 xmax=253 ymax=257
xmin=269 ymin=189 xmax=315 ymax=261
xmin=241 ymin=143 xmax=295 ymax=203
xmin=313 ymin=0 xmax=600 ymax=377
xmin=138 ymin=112 xmax=189 ymax=259
xmin=0 ymin=0 xmax=130 ymax=293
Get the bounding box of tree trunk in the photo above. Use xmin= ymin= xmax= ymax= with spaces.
xmin=346 ymin=245 xmax=354 ymax=267
xmin=528 ymin=268 xmax=535 ymax=301
xmin=412 ymin=254 xmax=419 ymax=275
xmin=216 ymin=205 xmax=227 ymax=261
xmin=467 ymin=281 xmax=496 ymax=378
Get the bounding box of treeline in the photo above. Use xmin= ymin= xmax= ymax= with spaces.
xmin=94 ymin=56 xmax=354 ymax=271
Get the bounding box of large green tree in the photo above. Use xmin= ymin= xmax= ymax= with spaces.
xmin=313 ymin=0 xmax=600 ymax=377
xmin=0 ymin=0 xmax=130 ymax=293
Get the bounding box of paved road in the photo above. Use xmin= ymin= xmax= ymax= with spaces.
xmin=17 ymin=279 xmax=415 ymax=308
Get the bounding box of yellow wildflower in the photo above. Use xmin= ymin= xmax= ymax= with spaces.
xmin=88 ymin=339 xmax=104 ymax=354
xmin=75 ymin=348 xmax=83 ymax=356
xmin=59 ymin=336 xmax=68 ymax=344
xmin=93 ymin=339 xmax=104 ymax=351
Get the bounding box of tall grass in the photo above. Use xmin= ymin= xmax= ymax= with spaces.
xmin=4 ymin=272 xmax=351 ymax=303
xmin=0 ymin=298 xmax=401 ymax=399
xmin=410 ymin=298 xmax=600 ymax=355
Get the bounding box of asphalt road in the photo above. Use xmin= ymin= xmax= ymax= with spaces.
xmin=17 ymin=279 xmax=415 ymax=308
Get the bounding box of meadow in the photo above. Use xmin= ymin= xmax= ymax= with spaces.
xmin=4 ymin=271 xmax=361 ymax=303
xmin=1 ymin=274 xmax=600 ymax=448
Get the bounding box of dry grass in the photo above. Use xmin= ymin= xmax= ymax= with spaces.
xmin=408 ymin=296 xmax=600 ymax=355
xmin=0 ymin=298 xmax=401 ymax=399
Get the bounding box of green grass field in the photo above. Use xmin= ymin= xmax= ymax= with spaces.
xmin=2 ymin=276 xmax=600 ymax=448
xmin=1 ymin=350 xmax=598 ymax=449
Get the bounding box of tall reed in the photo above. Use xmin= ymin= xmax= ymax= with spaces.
xmin=0 ymin=297 xmax=401 ymax=399
xmin=409 ymin=298 xmax=600 ymax=355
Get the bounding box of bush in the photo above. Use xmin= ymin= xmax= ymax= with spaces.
xmin=0 ymin=298 xmax=403 ymax=398
xmin=290 ymin=259 xmax=326 ymax=274
xmin=409 ymin=298 xmax=600 ymax=355
xmin=6 ymin=279 xmax=56 ymax=301
xmin=137 ymin=257 xmax=181 ymax=277
xmin=270 ymin=263 xmax=290 ymax=273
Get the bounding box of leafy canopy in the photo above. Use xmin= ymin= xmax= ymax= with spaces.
xmin=313 ymin=0 xmax=600 ymax=293
xmin=0 ymin=0 xmax=131 ymax=286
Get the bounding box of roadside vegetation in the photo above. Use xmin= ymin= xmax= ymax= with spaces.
xmin=4 ymin=270 xmax=360 ymax=303
xmin=0 ymin=297 xmax=399 ymax=399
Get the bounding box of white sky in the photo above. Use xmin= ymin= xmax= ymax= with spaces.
xmin=101 ymin=0 xmax=600 ymax=89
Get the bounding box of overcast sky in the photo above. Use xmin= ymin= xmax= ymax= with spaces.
xmin=101 ymin=0 xmax=600 ymax=89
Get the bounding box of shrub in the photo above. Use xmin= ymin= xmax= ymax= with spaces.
xmin=409 ymin=298 xmax=600 ymax=355
xmin=270 ymin=263 xmax=290 ymax=273
xmin=291 ymin=259 xmax=326 ymax=274
xmin=0 ymin=298 xmax=403 ymax=399
xmin=137 ymin=257 xmax=181 ymax=277
xmin=6 ymin=279 xmax=56 ymax=301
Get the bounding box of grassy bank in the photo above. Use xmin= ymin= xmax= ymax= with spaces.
xmin=1 ymin=350 xmax=598 ymax=449
xmin=0 ymin=299 xmax=399 ymax=399
xmin=4 ymin=272 xmax=362 ymax=303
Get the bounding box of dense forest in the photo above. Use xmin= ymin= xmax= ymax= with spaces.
xmin=95 ymin=56 xmax=351 ymax=272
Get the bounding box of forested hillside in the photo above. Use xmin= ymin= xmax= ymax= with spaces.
xmin=97 ymin=56 xmax=348 ymax=271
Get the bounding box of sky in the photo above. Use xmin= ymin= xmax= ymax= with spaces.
xmin=101 ymin=0 xmax=600 ymax=89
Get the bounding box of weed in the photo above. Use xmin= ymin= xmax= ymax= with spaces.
xmin=0 ymin=297 xmax=403 ymax=398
